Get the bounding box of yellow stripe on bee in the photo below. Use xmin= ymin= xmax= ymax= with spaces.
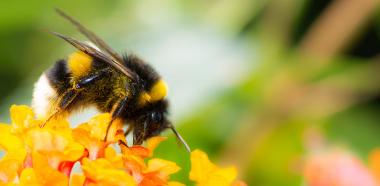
xmin=138 ymin=79 xmax=168 ymax=105
xmin=68 ymin=51 xmax=93 ymax=77
xmin=138 ymin=92 xmax=151 ymax=106
xmin=149 ymin=79 xmax=168 ymax=101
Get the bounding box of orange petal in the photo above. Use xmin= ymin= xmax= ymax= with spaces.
xmin=140 ymin=158 xmax=180 ymax=185
xmin=104 ymin=146 xmax=124 ymax=169
xmin=120 ymin=146 xmax=147 ymax=172
xmin=73 ymin=126 xmax=105 ymax=160
xmin=32 ymin=152 xmax=69 ymax=186
xmin=116 ymin=131 xmax=147 ymax=171
xmin=146 ymin=136 xmax=167 ymax=157
xmin=70 ymin=174 xmax=86 ymax=186
xmin=369 ymin=148 xmax=380 ymax=182
xmin=145 ymin=158 xmax=181 ymax=180
xmin=139 ymin=174 xmax=166 ymax=186
xmin=129 ymin=146 xmax=150 ymax=158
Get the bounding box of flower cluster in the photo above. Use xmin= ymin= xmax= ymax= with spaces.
xmin=0 ymin=105 xmax=245 ymax=186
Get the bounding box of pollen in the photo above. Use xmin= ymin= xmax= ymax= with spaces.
xmin=68 ymin=51 xmax=92 ymax=77
xmin=149 ymin=79 xmax=168 ymax=101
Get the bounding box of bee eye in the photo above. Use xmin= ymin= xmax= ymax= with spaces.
xmin=151 ymin=112 xmax=162 ymax=122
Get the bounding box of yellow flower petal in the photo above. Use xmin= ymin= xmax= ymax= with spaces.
xmin=190 ymin=149 xmax=238 ymax=186
xmin=0 ymin=105 xmax=237 ymax=186
xmin=44 ymin=117 xmax=70 ymax=130
xmin=26 ymin=128 xmax=84 ymax=168
xmin=10 ymin=105 xmax=37 ymax=133
xmin=86 ymin=114 xmax=123 ymax=142
xmin=104 ymin=146 xmax=124 ymax=169
xmin=19 ymin=168 xmax=38 ymax=185
xmin=0 ymin=159 xmax=21 ymax=183
xmin=145 ymin=158 xmax=181 ymax=179
xmin=82 ymin=158 xmax=136 ymax=186
xmin=10 ymin=105 xmax=69 ymax=134
xmin=27 ymin=129 xmax=68 ymax=151
xmin=189 ymin=149 xmax=216 ymax=182
xmin=0 ymin=124 xmax=26 ymax=163
xmin=147 ymin=136 xmax=167 ymax=157
xmin=202 ymin=166 xmax=237 ymax=186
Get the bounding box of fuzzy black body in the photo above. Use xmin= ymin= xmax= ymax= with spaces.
xmin=32 ymin=9 xmax=189 ymax=151
xmin=35 ymin=53 xmax=170 ymax=144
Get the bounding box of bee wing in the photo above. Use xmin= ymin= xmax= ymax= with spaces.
xmin=51 ymin=32 xmax=136 ymax=80
xmin=55 ymin=9 xmax=125 ymax=64
xmin=54 ymin=9 xmax=140 ymax=78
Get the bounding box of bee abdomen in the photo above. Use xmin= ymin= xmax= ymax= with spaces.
xmin=46 ymin=59 xmax=71 ymax=94
xmin=32 ymin=73 xmax=58 ymax=119
xmin=32 ymin=59 xmax=71 ymax=119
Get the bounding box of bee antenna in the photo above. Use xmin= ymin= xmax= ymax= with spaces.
xmin=169 ymin=124 xmax=191 ymax=153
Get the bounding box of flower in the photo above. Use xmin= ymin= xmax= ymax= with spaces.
xmin=0 ymin=105 xmax=245 ymax=186
xmin=81 ymin=158 xmax=136 ymax=186
xmin=72 ymin=113 xmax=122 ymax=160
xmin=190 ymin=149 xmax=246 ymax=186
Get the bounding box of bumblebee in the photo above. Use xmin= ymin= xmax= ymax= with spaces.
xmin=32 ymin=9 xmax=190 ymax=152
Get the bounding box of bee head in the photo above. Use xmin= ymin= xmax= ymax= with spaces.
xmin=132 ymin=99 xmax=190 ymax=152
xmin=133 ymin=100 xmax=170 ymax=144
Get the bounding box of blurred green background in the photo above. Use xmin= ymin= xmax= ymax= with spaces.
xmin=1 ymin=0 xmax=380 ymax=185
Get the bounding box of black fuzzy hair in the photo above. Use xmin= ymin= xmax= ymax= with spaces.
xmin=123 ymin=54 xmax=160 ymax=90
xmin=46 ymin=59 xmax=71 ymax=94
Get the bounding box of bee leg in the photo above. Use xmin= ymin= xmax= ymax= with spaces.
xmin=40 ymin=71 xmax=108 ymax=128
xmin=104 ymin=118 xmax=116 ymax=141
xmin=117 ymin=139 xmax=128 ymax=148
xmin=124 ymin=125 xmax=133 ymax=136
xmin=104 ymin=97 xmax=129 ymax=141
xmin=133 ymin=121 xmax=148 ymax=145
xmin=75 ymin=68 xmax=109 ymax=89
xmin=39 ymin=108 xmax=61 ymax=127
xmin=40 ymin=88 xmax=80 ymax=128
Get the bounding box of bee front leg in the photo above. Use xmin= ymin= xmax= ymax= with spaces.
xmin=40 ymin=71 xmax=108 ymax=128
xmin=104 ymin=97 xmax=129 ymax=141
xmin=39 ymin=88 xmax=80 ymax=127
xmin=133 ymin=121 xmax=147 ymax=145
